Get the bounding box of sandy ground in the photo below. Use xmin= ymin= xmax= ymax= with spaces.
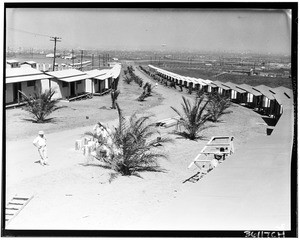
xmin=5 ymin=62 xmax=266 ymax=230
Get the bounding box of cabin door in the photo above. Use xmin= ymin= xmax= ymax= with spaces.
xmin=70 ymin=82 xmax=76 ymax=96
xmin=98 ymin=81 xmax=101 ymax=93
xmin=13 ymin=82 xmax=22 ymax=102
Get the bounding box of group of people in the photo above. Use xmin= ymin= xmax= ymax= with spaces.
xmin=89 ymin=122 xmax=121 ymax=162
xmin=32 ymin=121 xmax=122 ymax=167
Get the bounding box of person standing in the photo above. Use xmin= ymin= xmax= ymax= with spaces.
xmin=33 ymin=131 xmax=49 ymax=166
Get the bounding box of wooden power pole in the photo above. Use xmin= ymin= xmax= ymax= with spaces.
xmin=50 ymin=36 xmax=61 ymax=71
xmin=72 ymin=49 xmax=75 ymax=67
xmin=92 ymin=54 xmax=94 ymax=70
xmin=80 ymin=50 xmax=84 ymax=71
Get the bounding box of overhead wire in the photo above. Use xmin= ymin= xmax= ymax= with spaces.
xmin=7 ymin=27 xmax=52 ymax=38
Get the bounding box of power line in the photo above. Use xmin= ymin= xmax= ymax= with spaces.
xmin=7 ymin=27 xmax=52 ymax=38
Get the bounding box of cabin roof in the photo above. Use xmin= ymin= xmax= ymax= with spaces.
xmin=6 ymin=68 xmax=49 ymax=83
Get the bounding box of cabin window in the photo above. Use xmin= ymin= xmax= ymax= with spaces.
xmin=27 ymin=80 xmax=35 ymax=87
xmin=62 ymin=81 xmax=68 ymax=87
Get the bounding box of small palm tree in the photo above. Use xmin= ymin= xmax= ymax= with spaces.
xmin=137 ymin=91 xmax=148 ymax=101
xmin=196 ymin=88 xmax=206 ymax=99
xmin=111 ymin=90 xmax=120 ymax=109
xmin=207 ymin=92 xmax=232 ymax=122
xmin=20 ymin=88 xmax=64 ymax=123
xmin=146 ymin=83 xmax=153 ymax=95
xmin=95 ymin=103 xmax=173 ymax=182
xmin=123 ymin=75 xmax=132 ymax=84
xmin=171 ymin=96 xmax=211 ymax=140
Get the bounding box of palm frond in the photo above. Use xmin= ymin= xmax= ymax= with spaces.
xmin=94 ymin=104 xmax=171 ymax=179
xmin=171 ymin=96 xmax=211 ymax=140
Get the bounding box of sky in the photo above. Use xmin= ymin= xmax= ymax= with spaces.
xmin=6 ymin=8 xmax=291 ymax=54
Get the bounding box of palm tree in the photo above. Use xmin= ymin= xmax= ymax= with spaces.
xmin=20 ymin=88 xmax=64 ymax=123
xmin=137 ymin=91 xmax=148 ymax=101
xmin=112 ymin=104 xmax=172 ymax=175
xmin=171 ymin=96 xmax=211 ymax=140
xmin=123 ymin=75 xmax=132 ymax=84
xmin=96 ymin=103 xmax=173 ymax=182
xmin=196 ymin=88 xmax=206 ymax=99
xmin=207 ymin=92 xmax=232 ymax=122
xmin=111 ymin=90 xmax=120 ymax=109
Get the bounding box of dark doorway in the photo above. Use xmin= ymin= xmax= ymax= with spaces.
xmin=70 ymin=82 xmax=75 ymax=96
xmin=13 ymin=82 xmax=22 ymax=102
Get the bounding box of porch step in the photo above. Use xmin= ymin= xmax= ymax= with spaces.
xmin=5 ymin=195 xmax=34 ymax=226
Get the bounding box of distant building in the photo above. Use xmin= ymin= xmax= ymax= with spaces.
xmin=20 ymin=61 xmax=37 ymax=69
xmin=259 ymin=72 xmax=269 ymax=77
xmin=6 ymin=60 xmax=20 ymax=68
xmin=107 ymin=62 xmax=118 ymax=67
xmin=230 ymin=69 xmax=254 ymax=76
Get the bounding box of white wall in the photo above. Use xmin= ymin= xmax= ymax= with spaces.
xmin=20 ymin=64 xmax=32 ymax=68
xmin=76 ymin=80 xmax=85 ymax=94
xmin=231 ymin=90 xmax=237 ymax=99
xmin=40 ymin=79 xmax=50 ymax=93
xmin=50 ymin=79 xmax=63 ymax=99
xmin=247 ymin=93 xmax=254 ymax=102
xmin=105 ymin=79 xmax=109 ymax=89
xmin=263 ymin=97 xmax=271 ymax=108
xmin=85 ymin=78 xmax=93 ymax=93
xmin=21 ymin=81 xmax=40 ymax=97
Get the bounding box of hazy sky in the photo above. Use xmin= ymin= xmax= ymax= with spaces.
xmin=6 ymin=8 xmax=291 ymax=54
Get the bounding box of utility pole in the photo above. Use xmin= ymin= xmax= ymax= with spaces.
xmin=72 ymin=49 xmax=75 ymax=67
xmin=80 ymin=50 xmax=84 ymax=71
xmin=99 ymin=55 xmax=101 ymax=68
xmin=92 ymin=54 xmax=94 ymax=70
xmin=50 ymin=36 xmax=62 ymax=71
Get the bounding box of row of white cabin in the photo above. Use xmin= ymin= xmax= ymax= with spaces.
xmin=5 ymin=64 xmax=121 ymax=106
xmin=7 ymin=59 xmax=93 ymax=72
xmin=148 ymin=65 xmax=293 ymax=119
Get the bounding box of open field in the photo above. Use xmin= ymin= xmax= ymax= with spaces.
xmin=135 ymin=58 xmax=292 ymax=90
xmin=5 ymin=62 xmax=269 ymax=230
xmin=155 ymin=66 xmax=293 ymax=89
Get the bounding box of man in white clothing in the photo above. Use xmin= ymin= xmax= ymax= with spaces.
xmin=33 ymin=130 xmax=49 ymax=166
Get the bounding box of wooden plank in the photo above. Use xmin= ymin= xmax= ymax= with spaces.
xmin=13 ymin=197 xmax=29 ymax=201
xmin=6 ymin=195 xmax=34 ymax=227
xmin=7 ymin=202 xmax=24 ymax=206
xmin=6 ymin=209 xmax=19 ymax=215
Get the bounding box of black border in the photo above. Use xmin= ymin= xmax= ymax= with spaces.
xmin=2 ymin=2 xmax=298 ymax=238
